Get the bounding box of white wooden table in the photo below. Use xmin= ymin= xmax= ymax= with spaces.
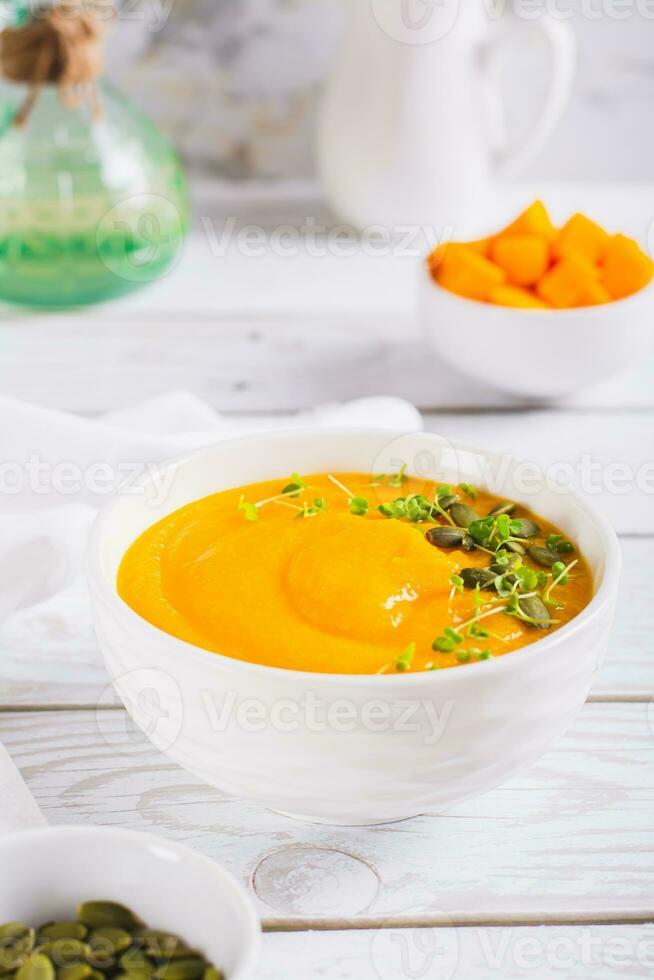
xmin=1 ymin=182 xmax=654 ymax=979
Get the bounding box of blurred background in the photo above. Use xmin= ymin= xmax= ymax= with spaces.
xmin=108 ymin=0 xmax=652 ymax=183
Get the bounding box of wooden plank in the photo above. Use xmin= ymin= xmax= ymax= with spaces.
xmin=258 ymin=925 xmax=654 ymax=979
xmin=1 ymin=313 xmax=654 ymax=413
xmin=1 ymin=703 xmax=653 ymax=925
xmin=1 ymin=537 xmax=650 ymax=709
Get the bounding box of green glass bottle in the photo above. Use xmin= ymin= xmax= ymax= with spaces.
xmin=0 ymin=2 xmax=188 ymax=308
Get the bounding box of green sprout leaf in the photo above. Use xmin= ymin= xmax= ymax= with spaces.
xmin=281 ymin=473 xmax=308 ymax=498
xmin=432 ymin=626 xmax=464 ymax=653
xmin=237 ymin=495 xmax=258 ymax=522
xmin=546 ymin=533 xmax=575 ymax=555
xmin=298 ymin=497 xmax=328 ymax=518
xmin=459 ymin=482 xmax=477 ymax=500
xmin=350 ymin=496 xmax=369 ymax=517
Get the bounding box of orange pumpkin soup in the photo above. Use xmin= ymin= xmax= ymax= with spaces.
xmin=117 ymin=472 xmax=593 ymax=674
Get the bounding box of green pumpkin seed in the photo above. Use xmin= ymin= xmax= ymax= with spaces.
xmin=114 ymin=974 xmax=153 ymax=980
xmin=502 ymin=540 xmax=526 ymax=556
xmin=489 ymin=554 xmax=519 ymax=575
xmin=76 ymin=906 xmax=140 ymax=933
xmin=154 ymin=952 xmax=199 ymax=964
xmin=202 ymin=969 xmax=223 ymax=980
xmin=460 ymin=568 xmax=497 ymax=591
xmin=527 ymin=546 xmax=558 ymax=568
xmin=141 ymin=934 xmax=184 ymax=960
xmin=38 ymin=941 xmax=87 ymax=967
xmin=425 ymin=526 xmax=464 ymax=549
xmin=39 ymin=928 xmax=87 ymax=944
xmin=119 ymin=950 xmax=154 ymax=974
xmin=16 ymin=955 xmax=54 ymax=980
xmin=0 ymin=926 xmax=35 ymax=974
xmin=153 ymin=960 xmax=205 ymax=980
xmin=449 ymin=503 xmax=479 ymax=529
xmin=510 ymin=518 xmax=540 ymax=539
xmin=436 ymin=493 xmax=457 ymax=510
xmin=519 ymin=595 xmax=551 ymax=629
xmin=488 ymin=501 xmax=516 ymax=517
xmin=0 ymin=927 xmax=33 ymax=946
xmin=88 ymin=931 xmax=132 ymax=957
xmin=57 ymin=964 xmax=93 ymax=980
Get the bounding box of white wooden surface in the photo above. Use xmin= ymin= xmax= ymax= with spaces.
xmin=1 ymin=183 xmax=653 ymax=978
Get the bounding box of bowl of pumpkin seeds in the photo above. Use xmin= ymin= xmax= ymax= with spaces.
xmin=0 ymin=827 xmax=260 ymax=980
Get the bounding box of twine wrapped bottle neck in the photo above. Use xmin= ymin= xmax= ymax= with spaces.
xmin=0 ymin=1 xmax=112 ymax=124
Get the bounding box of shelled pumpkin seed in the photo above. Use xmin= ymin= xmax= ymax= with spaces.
xmin=527 ymin=545 xmax=559 ymax=568
xmin=449 ymin=502 xmax=479 ymax=529
xmin=0 ymin=905 xmax=223 ymax=980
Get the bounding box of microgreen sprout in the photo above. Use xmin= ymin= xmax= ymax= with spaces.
xmin=505 ymin=593 xmax=559 ymax=628
xmin=350 ymin=496 xmax=369 ymax=517
xmin=237 ymin=495 xmax=258 ymax=522
xmin=450 ymin=573 xmax=464 ymax=595
xmin=544 ymin=559 xmax=578 ymax=603
xmin=395 ymin=641 xmax=416 ymax=672
xmin=298 ymin=498 xmax=328 ymax=519
xmin=372 ymin=464 xmax=408 ymax=489
xmin=243 ymin=473 xmax=319 ymax=517
xmin=387 ymin=464 xmax=408 ymax=488
xmin=545 ymin=533 xmax=575 ymax=555
xmin=459 ymin=482 xmax=477 ymax=500
xmin=432 ymin=626 xmax=464 ymax=653
xmin=281 ymin=473 xmax=308 ymax=498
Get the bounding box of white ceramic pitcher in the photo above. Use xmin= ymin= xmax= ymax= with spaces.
xmin=317 ymin=0 xmax=576 ymax=233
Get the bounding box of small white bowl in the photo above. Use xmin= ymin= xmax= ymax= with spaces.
xmin=419 ymin=265 xmax=654 ymax=399
xmin=87 ymin=429 xmax=620 ymax=825
xmin=0 ymin=828 xmax=260 ymax=980
xmin=0 ymin=752 xmax=260 ymax=980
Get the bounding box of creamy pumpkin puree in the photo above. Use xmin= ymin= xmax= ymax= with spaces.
xmin=117 ymin=473 xmax=593 ymax=674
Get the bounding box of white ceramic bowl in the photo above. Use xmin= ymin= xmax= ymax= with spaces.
xmin=87 ymin=429 xmax=621 ymax=826
xmin=419 ymin=264 xmax=654 ymax=399
xmin=0 ymin=751 xmax=260 ymax=980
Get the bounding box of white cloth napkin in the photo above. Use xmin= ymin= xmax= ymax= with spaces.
xmin=0 ymin=391 xmax=422 ymax=633
xmin=0 ymin=742 xmax=46 ymax=834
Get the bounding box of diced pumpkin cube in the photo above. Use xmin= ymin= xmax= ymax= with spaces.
xmin=435 ymin=245 xmax=505 ymax=301
xmin=601 ymin=234 xmax=654 ymax=300
xmin=490 ymin=285 xmax=550 ymax=309
xmin=498 ymin=200 xmax=557 ymax=244
xmin=427 ymin=238 xmax=490 ymax=273
xmin=536 ymin=252 xmax=600 ymax=308
xmin=467 ymin=238 xmax=492 ymax=256
xmin=576 ymin=280 xmax=612 ymax=307
xmin=553 ymin=212 xmax=609 ymax=264
xmin=490 ymin=235 xmax=550 ymax=286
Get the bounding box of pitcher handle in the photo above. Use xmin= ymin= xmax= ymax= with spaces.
xmin=0 ymin=742 xmax=47 ymax=834
xmin=482 ymin=13 xmax=576 ymax=178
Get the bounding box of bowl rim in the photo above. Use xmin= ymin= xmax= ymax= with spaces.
xmin=421 ymin=256 xmax=654 ymax=317
xmin=87 ymin=427 xmax=622 ymax=688
xmin=0 ymin=825 xmax=261 ymax=980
